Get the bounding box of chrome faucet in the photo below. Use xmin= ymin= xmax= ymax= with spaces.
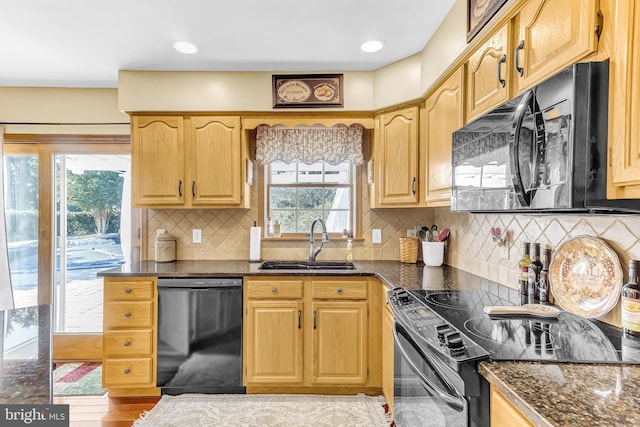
xmin=309 ymin=218 xmax=329 ymax=262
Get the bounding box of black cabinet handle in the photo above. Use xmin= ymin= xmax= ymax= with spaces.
xmin=337 ymin=288 xmax=343 ymax=294
xmin=123 ymin=368 xmax=130 ymax=374
xmin=124 ymin=312 xmax=131 ymax=318
xmin=497 ymin=54 xmax=507 ymax=87
xmin=313 ymin=310 xmax=317 ymax=330
xmin=192 ymin=180 xmax=196 ymax=198
xmin=514 ymin=40 xmax=525 ymax=77
xmin=178 ymin=180 xmax=183 ymax=197
xmin=411 ymin=177 xmax=416 ymax=195
xmin=298 ymin=310 xmax=301 ymax=329
xmin=124 ymin=288 xmax=131 ymax=294
xmin=272 ymin=287 xmax=277 ymax=293
xmin=124 ymin=341 xmax=131 ymax=347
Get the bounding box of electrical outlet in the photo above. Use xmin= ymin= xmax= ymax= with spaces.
xmin=372 ymin=229 xmax=382 ymax=244
xmin=192 ymin=229 xmax=202 ymax=244
xmin=407 ymin=229 xmax=417 ymax=238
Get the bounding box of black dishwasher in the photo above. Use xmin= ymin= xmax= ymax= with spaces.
xmin=156 ymin=277 xmax=245 ymax=395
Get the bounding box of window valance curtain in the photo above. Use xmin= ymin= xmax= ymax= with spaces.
xmin=256 ymin=124 xmax=364 ymax=165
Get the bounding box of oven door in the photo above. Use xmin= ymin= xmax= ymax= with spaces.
xmin=393 ymin=322 xmax=468 ymax=427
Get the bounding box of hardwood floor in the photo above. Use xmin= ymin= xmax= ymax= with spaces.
xmin=54 ymin=395 xmax=160 ymax=427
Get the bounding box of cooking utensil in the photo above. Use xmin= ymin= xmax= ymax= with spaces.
xmin=484 ymin=304 xmax=561 ymax=319
xmin=437 ymin=228 xmax=450 ymax=242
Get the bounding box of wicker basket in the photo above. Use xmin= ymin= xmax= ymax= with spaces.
xmin=399 ymin=237 xmax=419 ymax=263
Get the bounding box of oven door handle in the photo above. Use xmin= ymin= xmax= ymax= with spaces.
xmin=393 ymin=322 xmax=466 ymax=412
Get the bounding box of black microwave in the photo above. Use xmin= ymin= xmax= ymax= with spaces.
xmin=451 ymin=61 xmax=640 ymax=213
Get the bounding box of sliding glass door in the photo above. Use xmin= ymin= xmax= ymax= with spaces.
xmin=4 ymin=137 xmax=133 ymax=359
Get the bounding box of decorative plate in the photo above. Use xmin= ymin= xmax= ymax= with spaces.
xmin=549 ymin=236 xmax=623 ymax=318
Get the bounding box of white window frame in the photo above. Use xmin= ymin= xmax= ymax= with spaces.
xmin=263 ymin=160 xmax=357 ymax=238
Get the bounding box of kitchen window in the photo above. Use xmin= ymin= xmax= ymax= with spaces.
xmin=264 ymin=160 xmax=357 ymax=237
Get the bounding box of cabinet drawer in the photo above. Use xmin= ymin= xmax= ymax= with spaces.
xmin=103 ymin=358 xmax=153 ymax=387
xmin=104 ymin=302 xmax=153 ymax=329
xmin=104 ymin=330 xmax=153 ymax=357
xmin=246 ymin=280 xmax=304 ymax=299
xmin=311 ymin=281 xmax=368 ymax=299
xmin=105 ymin=280 xmax=155 ymax=302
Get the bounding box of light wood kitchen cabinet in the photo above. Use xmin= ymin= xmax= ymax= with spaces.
xmin=490 ymin=386 xmax=533 ymax=427
xmin=245 ymin=299 xmax=304 ymax=384
xmin=131 ymin=114 xmax=248 ymax=208
xmin=244 ymin=279 xmax=304 ymax=385
xmin=608 ymin=0 xmax=640 ymax=198
xmin=376 ymin=106 xmax=421 ymax=207
xmin=425 ymin=67 xmax=464 ymax=206
xmin=382 ymin=294 xmax=394 ymax=417
xmin=311 ymin=279 xmax=368 ymax=385
xmin=466 ymin=22 xmax=512 ymax=122
xmin=243 ymin=277 xmax=378 ymax=392
xmin=132 ymin=116 xmax=185 ymax=206
xmin=102 ymin=277 xmax=159 ymax=396
xmin=513 ymin=0 xmax=600 ymax=94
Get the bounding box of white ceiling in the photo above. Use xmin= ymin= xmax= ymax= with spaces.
xmin=0 ymin=0 xmax=456 ymax=88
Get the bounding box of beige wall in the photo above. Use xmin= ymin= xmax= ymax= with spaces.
xmin=0 ymin=87 xmax=129 ymax=134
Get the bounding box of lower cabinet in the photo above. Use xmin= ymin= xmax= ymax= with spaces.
xmin=243 ymin=276 xmax=380 ymax=392
xmin=102 ymin=277 xmax=160 ymax=397
xmin=490 ymin=386 xmax=533 ymax=427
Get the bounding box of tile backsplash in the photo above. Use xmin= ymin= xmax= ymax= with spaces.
xmin=146 ymin=168 xmax=640 ymax=327
xmin=146 ymin=173 xmax=436 ymax=263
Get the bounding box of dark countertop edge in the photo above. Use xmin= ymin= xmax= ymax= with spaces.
xmin=479 ymin=361 xmax=554 ymax=427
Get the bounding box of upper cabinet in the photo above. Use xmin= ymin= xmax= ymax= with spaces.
xmin=374 ymin=106 xmax=422 ymax=207
xmin=425 ymin=68 xmax=464 ymax=207
xmin=513 ymin=0 xmax=600 ymax=93
xmin=132 ymin=116 xmax=185 ymax=206
xmin=466 ymin=23 xmax=512 ymax=123
xmin=608 ymin=0 xmax=640 ymax=198
xmin=189 ymin=116 xmax=243 ymax=206
xmin=131 ymin=115 xmax=249 ymax=208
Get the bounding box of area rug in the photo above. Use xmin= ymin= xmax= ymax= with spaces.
xmin=53 ymin=362 xmax=108 ymax=396
xmin=133 ymin=393 xmax=391 ymax=427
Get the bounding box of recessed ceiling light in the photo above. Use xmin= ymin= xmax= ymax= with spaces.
xmin=173 ymin=41 xmax=198 ymax=54
xmin=360 ymin=40 xmax=385 ymax=53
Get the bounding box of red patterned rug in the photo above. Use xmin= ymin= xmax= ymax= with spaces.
xmin=53 ymin=362 xmax=107 ymax=396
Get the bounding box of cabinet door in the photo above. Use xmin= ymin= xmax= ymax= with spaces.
xmin=491 ymin=386 xmax=533 ymax=427
xmin=378 ymin=106 xmax=419 ymax=206
xmin=609 ymin=0 xmax=640 ymax=198
xmin=466 ymin=23 xmax=511 ymax=122
xmin=245 ymin=300 xmax=304 ymax=384
xmin=132 ymin=116 xmax=185 ymax=206
xmin=312 ymin=301 xmax=367 ymax=385
xmin=188 ymin=116 xmax=242 ymax=206
xmin=425 ymin=68 xmax=464 ymax=206
xmin=382 ymin=304 xmax=394 ymax=416
xmin=514 ymin=0 xmax=599 ymax=92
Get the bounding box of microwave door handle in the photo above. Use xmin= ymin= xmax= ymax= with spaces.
xmin=393 ymin=322 xmax=465 ymax=412
xmin=510 ymin=90 xmax=534 ymax=207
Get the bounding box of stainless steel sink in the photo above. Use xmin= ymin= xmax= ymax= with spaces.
xmin=258 ymin=261 xmax=357 ymax=270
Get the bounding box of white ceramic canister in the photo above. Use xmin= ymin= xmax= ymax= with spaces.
xmin=155 ymin=229 xmax=176 ymax=262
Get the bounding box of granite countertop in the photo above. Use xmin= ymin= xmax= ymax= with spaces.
xmin=0 ymin=305 xmax=52 ymax=404
xmin=99 ymin=260 xmax=640 ymax=426
xmin=480 ymin=361 xmax=640 ymax=427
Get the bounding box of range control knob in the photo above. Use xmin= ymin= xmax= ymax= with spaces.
xmin=436 ymin=324 xmax=451 ymax=343
xmin=395 ymin=289 xmax=411 ymax=303
xmin=444 ymin=332 xmax=465 ymax=355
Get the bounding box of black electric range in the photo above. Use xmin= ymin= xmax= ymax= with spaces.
xmin=397 ymin=287 xmax=638 ymax=364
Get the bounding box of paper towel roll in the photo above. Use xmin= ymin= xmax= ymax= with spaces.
xmin=249 ymin=226 xmax=261 ymax=261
